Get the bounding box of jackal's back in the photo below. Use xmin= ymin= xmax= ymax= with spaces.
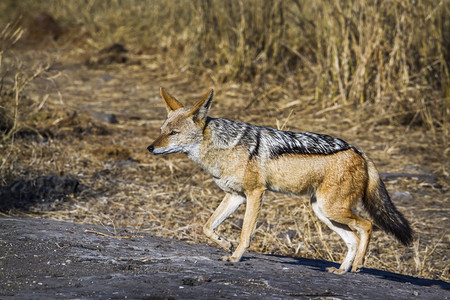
xmin=206 ymin=118 xmax=361 ymax=159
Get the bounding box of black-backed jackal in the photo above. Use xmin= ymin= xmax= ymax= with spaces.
xmin=148 ymin=88 xmax=413 ymax=274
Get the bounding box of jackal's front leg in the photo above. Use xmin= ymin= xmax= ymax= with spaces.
xmin=222 ymin=188 xmax=265 ymax=262
xmin=203 ymin=193 xmax=245 ymax=252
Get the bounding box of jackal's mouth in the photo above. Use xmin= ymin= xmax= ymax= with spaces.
xmin=148 ymin=145 xmax=179 ymax=156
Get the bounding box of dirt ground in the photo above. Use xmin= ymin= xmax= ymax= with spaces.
xmin=0 ymin=15 xmax=449 ymax=291
xmin=1 ymin=217 xmax=449 ymax=299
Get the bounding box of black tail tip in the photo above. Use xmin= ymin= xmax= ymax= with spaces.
xmin=396 ymin=223 xmax=414 ymax=246
xmin=400 ymin=230 xmax=414 ymax=246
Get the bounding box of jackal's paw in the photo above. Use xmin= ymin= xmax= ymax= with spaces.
xmin=218 ymin=241 xmax=233 ymax=253
xmin=326 ymin=267 xmax=347 ymax=274
xmin=221 ymin=255 xmax=240 ymax=262
xmin=351 ymin=266 xmax=363 ymax=273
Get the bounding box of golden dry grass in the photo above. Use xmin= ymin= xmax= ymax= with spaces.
xmin=0 ymin=0 xmax=449 ymax=282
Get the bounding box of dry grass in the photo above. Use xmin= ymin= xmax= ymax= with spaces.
xmin=0 ymin=0 xmax=449 ymax=282
xmin=1 ymin=1 xmax=448 ymax=128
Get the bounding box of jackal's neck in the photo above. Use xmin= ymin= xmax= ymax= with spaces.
xmin=185 ymin=117 xmax=240 ymax=177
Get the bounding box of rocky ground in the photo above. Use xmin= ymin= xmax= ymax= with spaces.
xmin=1 ymin=217 xmax=448 ymax=299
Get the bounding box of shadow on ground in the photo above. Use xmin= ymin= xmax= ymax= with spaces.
xmin=262 ymin=255 xmax=449 ymax=290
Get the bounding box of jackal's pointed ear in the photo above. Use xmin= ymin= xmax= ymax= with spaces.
xmin=160 ymin=87 xmax=184 ymax=112
xmin=190 ymin=89 xmax=214 ymax=121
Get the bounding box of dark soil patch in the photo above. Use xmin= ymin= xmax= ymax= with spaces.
xmin=0 ymin=176 xmax=80 ymax=211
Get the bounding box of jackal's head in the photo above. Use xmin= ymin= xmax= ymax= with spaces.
xmin=147 ymin=88 xmax=213 ymax=156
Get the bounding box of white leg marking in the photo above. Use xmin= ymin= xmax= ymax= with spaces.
xmin=311 ymin=201 xmax=358 ymax=273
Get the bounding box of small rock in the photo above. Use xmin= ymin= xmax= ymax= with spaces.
xmin=182 ymin=277 xmax=196 ymax=286
xmin=86 ymin=43 xmax=128 ymax=67
xmin=391 ymin=191 xmax=414 ymax=202
xmin=99 ymin=43 xmax=128 ymax=54
xmin=403 ymin=165 xmax=433 ymax=176
xmin=91 ymin=112 xmax=118 ymax=124
xmin=27 ymin=13 xmax=63 ymax=41
xmin=101 ymin=74 xmax=114 ymax=82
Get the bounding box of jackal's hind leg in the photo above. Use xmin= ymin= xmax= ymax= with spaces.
xmin=321 ymin=206 xmax=372 ymax=274
xmin=203 ymin=193 xmax=245 ymax=252
xmin=348 ymin=215 xmax=372 ymax=272
xmin=311 ymin=200 xmax=360 ymax=274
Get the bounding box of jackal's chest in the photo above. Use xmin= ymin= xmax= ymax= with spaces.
xmin=191 ymin=146 xmax=249 ymax=195
xmin=212 ymin=176 xmax=245 ymax=195
xmin=192 ymin=157 xmax=245 ymax=194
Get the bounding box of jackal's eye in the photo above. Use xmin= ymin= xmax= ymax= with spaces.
xmin=168 ymin=130 xmax=179 ymax=136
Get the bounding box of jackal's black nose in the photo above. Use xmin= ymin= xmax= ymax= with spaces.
xmin=147 ymin=145 xmax=154 ymax=153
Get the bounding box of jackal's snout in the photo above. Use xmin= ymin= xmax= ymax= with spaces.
xmin=147 ymin=145 xmax=154 ymax=153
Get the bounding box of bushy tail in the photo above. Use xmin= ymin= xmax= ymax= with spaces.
xmin=362 ymin=155 xmax=413 ymax=246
